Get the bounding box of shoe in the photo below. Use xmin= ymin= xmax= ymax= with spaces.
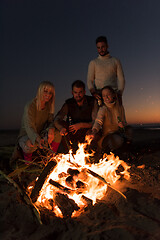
xmin=23 ymin=152 xmax=32 ymax=164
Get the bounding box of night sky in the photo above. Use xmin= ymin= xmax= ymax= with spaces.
xmin=1 ymin=0 xmax=160 ymax=129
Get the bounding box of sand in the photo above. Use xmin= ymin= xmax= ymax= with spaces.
xmin=0 ymin=127 xmax=160 ymax=240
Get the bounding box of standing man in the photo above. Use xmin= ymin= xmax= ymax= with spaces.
xmin=87 ymin=36 xmax=125 ymax=104
xmin=53 ymin=80 xmax=98 ymax=153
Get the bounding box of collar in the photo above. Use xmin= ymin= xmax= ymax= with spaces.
xmin=98 ymin=52 xmax=110 ymax=60
xmin=104 ymin=101 xmax=116 ymax=109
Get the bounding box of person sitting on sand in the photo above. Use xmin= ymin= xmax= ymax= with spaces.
xmin=10 ymin=81 xmax=56 ymax=164
xmin=52 ymin=80 xmax=98 ymax=153
xmin=88 ymin=86 xmax=132 ymax=155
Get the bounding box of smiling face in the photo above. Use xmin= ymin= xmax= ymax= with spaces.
xmin=41 ymin=86 xmax=53 ymax=104
xmin=102 ymin=88 xmax=115 ymax=104
xmin=96 ymin=41 xmax=108 ymax=56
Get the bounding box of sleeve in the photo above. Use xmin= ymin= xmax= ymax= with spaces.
xmin=92 ymin=106 xmax=106 ymax=132
xmin=116 ymin=59 xmax=125 ymax=94
xmin=46 ymin=113 xmax=55 ymax=129
xmin=87 ymin=60 xmax=96 ymax=94
xmin=91 ymin=100 xmax=98 ymax=122
xmin=23 ymin=103 xmax=39 ymax=144
xmin=53 ymin=103 xmax=68 ymax=131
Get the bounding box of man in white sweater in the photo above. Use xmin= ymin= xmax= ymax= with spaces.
xmin=87 ymin=36 xmax=125 ymax=104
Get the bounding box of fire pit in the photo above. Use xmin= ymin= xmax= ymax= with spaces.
xmin=28 ymin=139 xmax=130 ymax=219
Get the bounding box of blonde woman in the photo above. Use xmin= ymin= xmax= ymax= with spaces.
xmin=12 ymin=81 xmax=55 ymax=163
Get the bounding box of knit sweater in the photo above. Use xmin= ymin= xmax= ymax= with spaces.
xmin=87 ymin=53 xmax=125 ymax=94
xmin=92 ymin=101 xmax=126 ymax=136
xmin=18 ymin=98 xmax=54 ymax=144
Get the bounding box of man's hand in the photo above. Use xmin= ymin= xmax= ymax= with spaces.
xmin=69 ymin=123 xmax=82 ymax=134
xmin=48 ymin=128 xmax=54 ymax=144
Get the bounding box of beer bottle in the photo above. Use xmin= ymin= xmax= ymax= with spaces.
xmin=117 ymin=116 xmax=125 ymax=133
xmin=68 ymin=116 xmax=73 ymax=125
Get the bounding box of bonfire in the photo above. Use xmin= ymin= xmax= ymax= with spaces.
xmin=26 ymin=137 xmax=130 ymax=219
xmin=1 ymin=128 xmax=160 ymax=239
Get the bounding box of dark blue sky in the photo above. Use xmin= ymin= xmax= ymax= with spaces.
xmin=1 ymin=0 xmax=160 ymax=129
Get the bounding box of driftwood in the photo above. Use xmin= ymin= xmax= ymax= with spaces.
xmin=54 ymin=192 xmax=79 ymax=218
xmin=86 ymin=168 xmax=127 ymax=201
xmin=86 ymin=168 xmax=108 ymax=184
xmin=0 ymin=170 xmax=42 ymax=225
xmin=49 ymin=179 xmax=74 ymax=194
xmin=30 ymin=160 xmax=57 ymax=203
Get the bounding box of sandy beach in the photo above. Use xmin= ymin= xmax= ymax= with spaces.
xmin=0 ymin=127 xmax=160 ymax=240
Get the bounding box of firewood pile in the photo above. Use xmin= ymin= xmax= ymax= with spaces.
xmin=29 ymin=159 xmax=109 ymax=219
xmin=1 ymin=128 xmax=160 ymax=239
xmin=1 ymin=149 xmax=160 ymax=240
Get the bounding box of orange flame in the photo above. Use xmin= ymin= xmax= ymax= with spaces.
xmin=30 ymin=139 xmax=130 ymax=218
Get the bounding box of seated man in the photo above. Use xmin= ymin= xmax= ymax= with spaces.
xmin=53 ymin=80 xmax=98 ymax=153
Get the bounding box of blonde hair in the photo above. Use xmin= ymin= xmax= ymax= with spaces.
xmin=36 ymin=81 xmax=55 ymax=114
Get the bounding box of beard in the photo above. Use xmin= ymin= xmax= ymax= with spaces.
xmin=75 ymin=96 xmax=85 ymax=104
xmin=99 ymin=51 xmax=108 ymax=56
xmin=76 ymin=97 xmax=83 ymax=102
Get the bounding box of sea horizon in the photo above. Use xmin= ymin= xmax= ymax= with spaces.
xmin=0 ymin=122 xmax=160 ymax=133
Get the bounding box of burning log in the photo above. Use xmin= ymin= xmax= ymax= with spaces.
xmin=86 ymin=168 xmax=127 ymax=201
xmin=49 ymin=179 xmax=74 ymax=194
xmin=30 ymin=160 xmax=57 ymax=203
xmin=58 ymin=172 xmax=69 ymax=178
xmin=81 ymin=195 xmax=93 ymax=206
xmin=65 ymin=175 xmax=75 ymax=188
xmin=54 ymin=192 xmax=79 ymax=218
xmin=76 ymin=180 xmax=86 ymax=189
xmin=86 ymin=168 xmax=108 ymax=184
xmin=67 ymin=168 xmax=80 ymax=176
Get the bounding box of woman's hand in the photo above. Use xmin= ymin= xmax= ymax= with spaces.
xmin=118 ymin=122 xmax=124 ymax=129
xmin=87 ymin=128 xmax=97 ymax=140
xmin=60 ymin=127 xmax=68 ymax=136
xmin=36 ymin=136 xmax=44 ymax=149
xmin=48 ymin=128 xmax=54 ymax=144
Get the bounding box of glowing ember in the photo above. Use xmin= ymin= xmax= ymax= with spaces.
xmin=29 ymin=139 xmax=130 ymax=218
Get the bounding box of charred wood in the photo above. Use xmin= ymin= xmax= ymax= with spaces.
xmin=76 ymin=180 xmax=86 ymax=189
xmin=67 ymin=168 xmax=80 ymax=176
xmin=38 ymin=206 xmax=56 ymax=224
xmin=86 ymin=168 xmax=107 ymax=184
xmin=30 ymin=160 xmax=57 ymax=203
xmin=58 ymin=172 xmax=69 ymax=178
xmin=81 ymin=195 xmax=93 ymax=206
xmin=65 ymin=176 xmax=75 ymax=188
xmin=86 ymin=168 xmax=127 ymax=200
xmin=54 ymin=192 xmax=79 ymax=218
xmin=49 ymin=179 xmax=74 ymax=194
